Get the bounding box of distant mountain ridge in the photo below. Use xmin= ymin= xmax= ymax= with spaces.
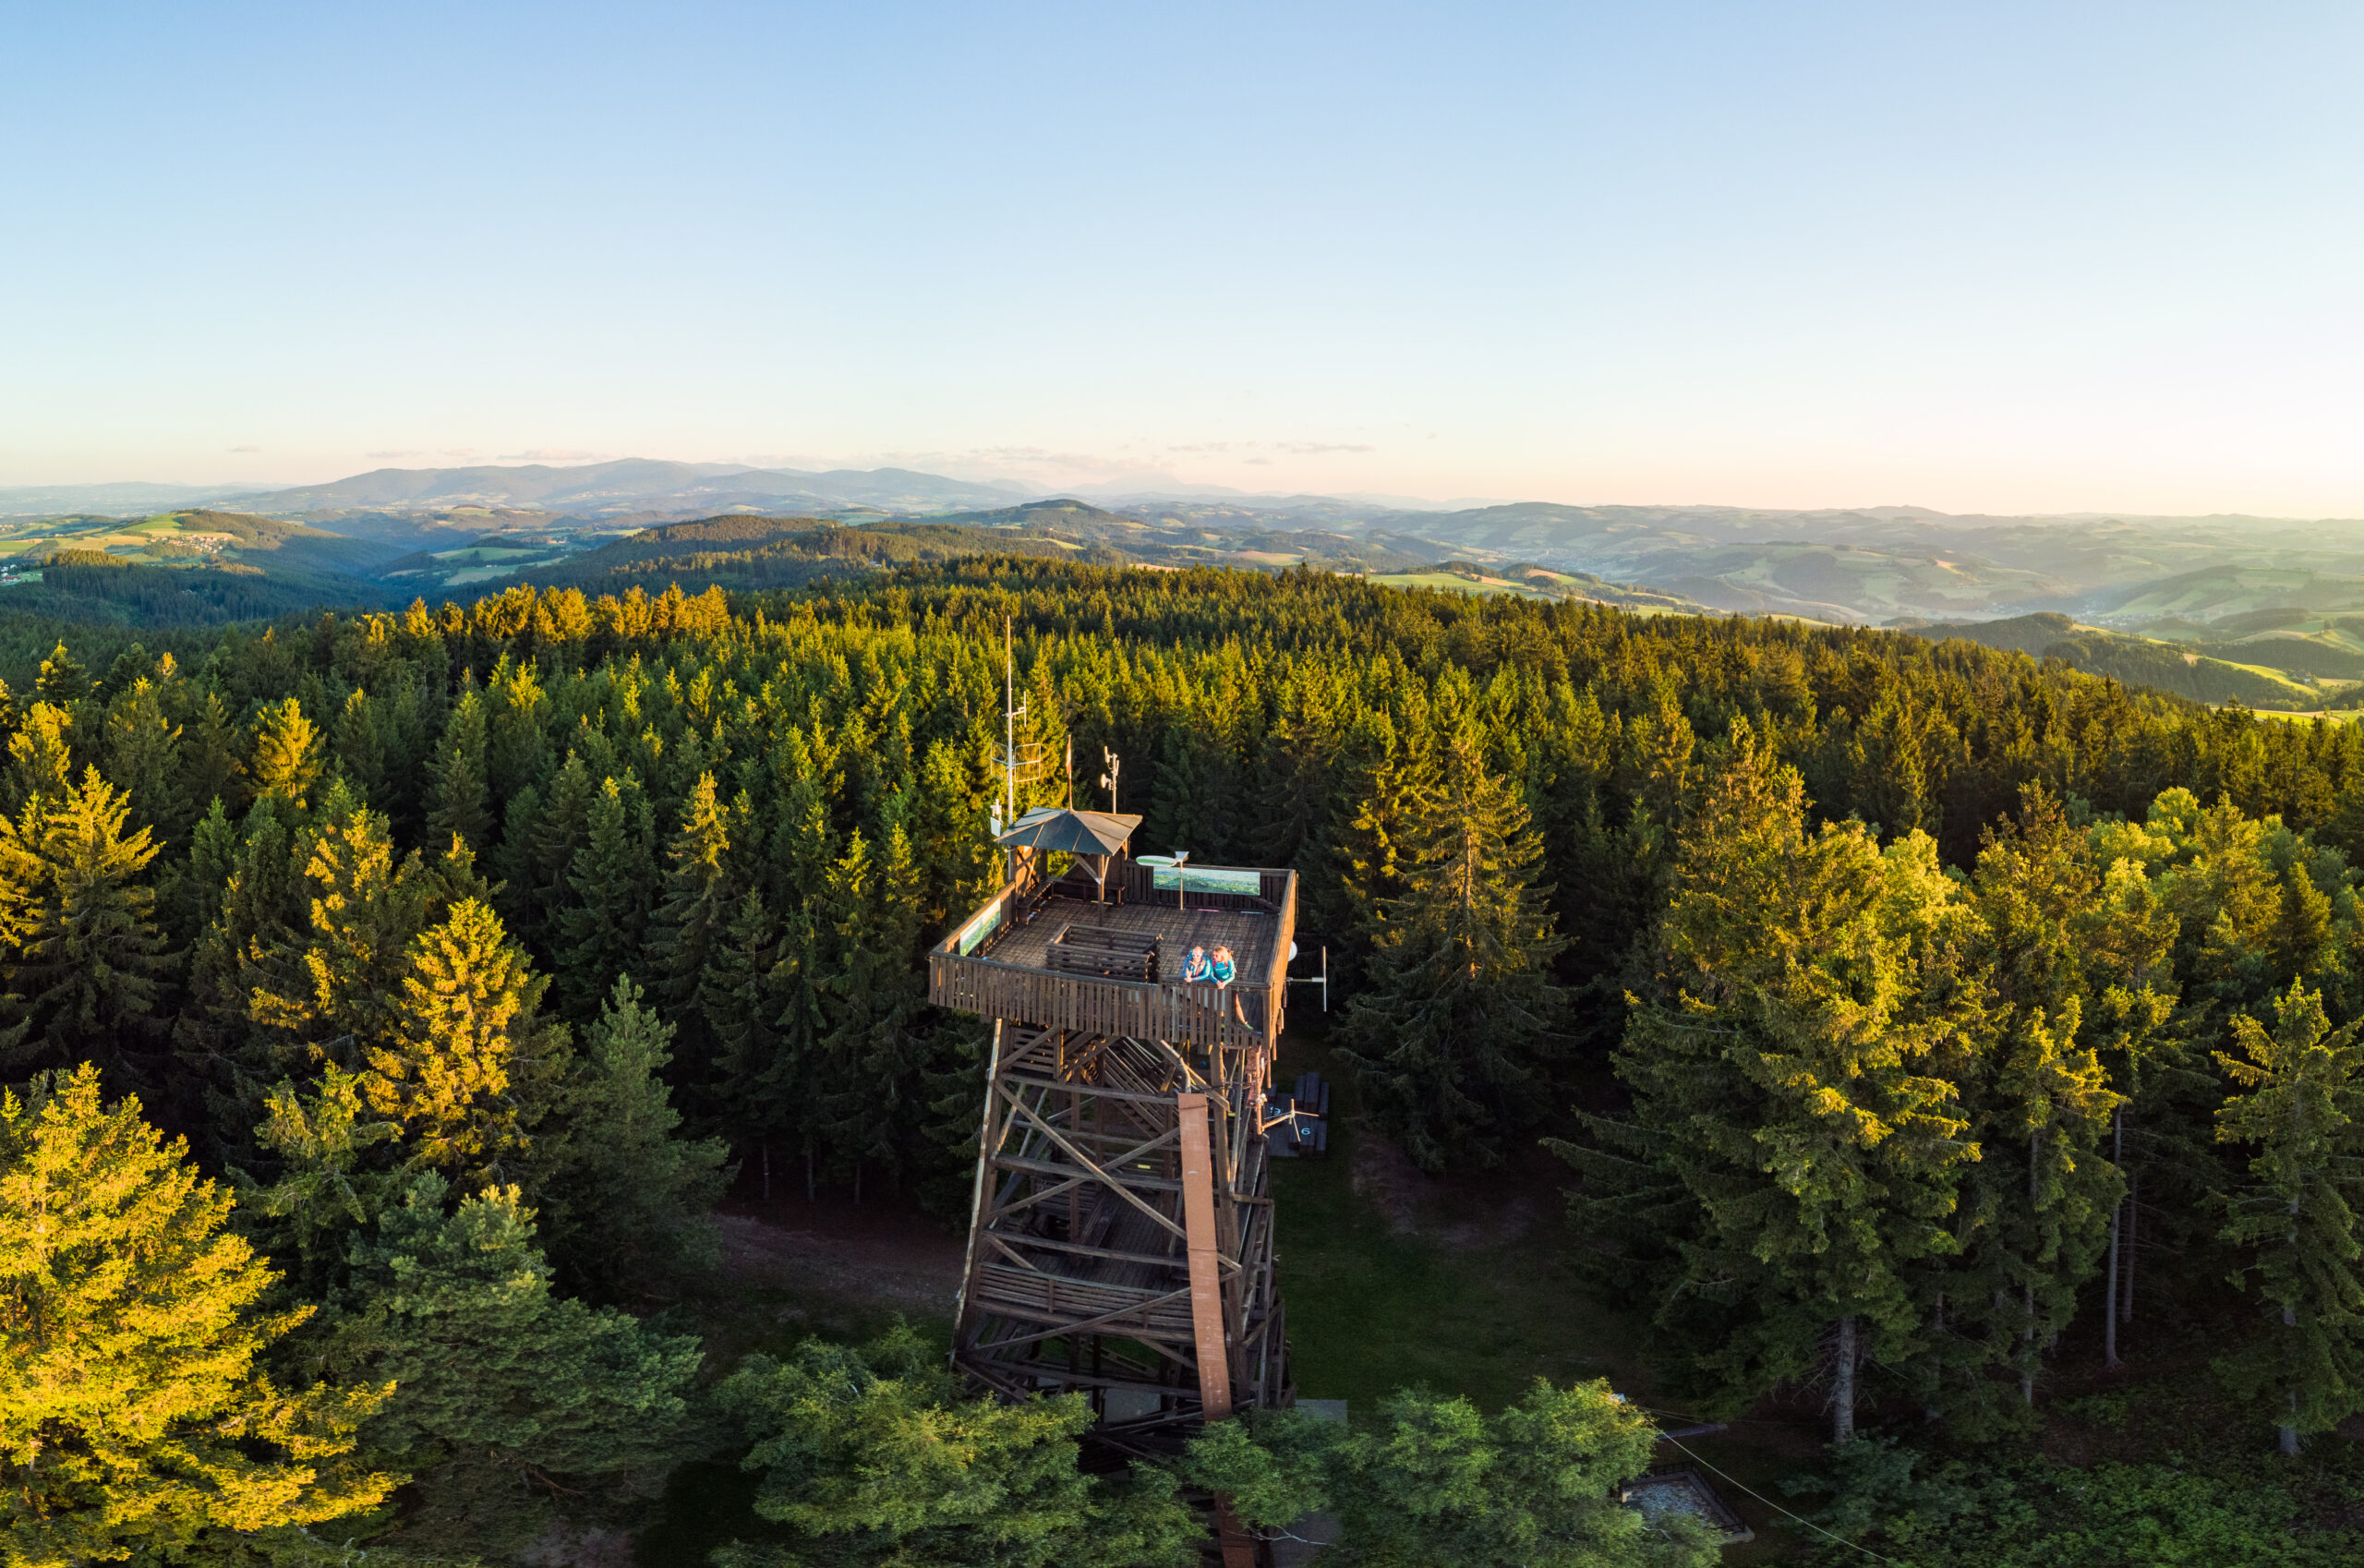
xmin=231 ymin=459 xmax=1029 ymax=517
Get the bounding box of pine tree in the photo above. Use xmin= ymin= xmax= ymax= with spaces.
xmin=0 ymin=767 xmax=174 ymax=1079
xmin=424 ymin=683 xmax=492 ymax=850
xmin=0 ymin=1065 xmax=392 ymax=1562
xmin=556 ymin=772 xmax=657 ymax=1017
xmin=249 ymin=695 xmax=324 ymax=808
xmin=2213 ymin=980 xmax=2364 ymax=1454
xmin=1334 ymin=734 xmax=1567 ymax=1170
xmin=539 ymin=974 xmax=730 ymax=1299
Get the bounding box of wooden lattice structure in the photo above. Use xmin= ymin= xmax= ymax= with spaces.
xmin=931 ymin=839 xmax=1297 ymax=1460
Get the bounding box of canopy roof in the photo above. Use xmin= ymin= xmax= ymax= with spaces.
xmin=995 ymin=806 xmax=1142 ymax=856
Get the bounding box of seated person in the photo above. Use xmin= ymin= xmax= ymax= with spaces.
xmin=1180 ymin=944 xmax=1213 ymax=983
xmin=1211 ymin=946 xmax=1236 ymax=988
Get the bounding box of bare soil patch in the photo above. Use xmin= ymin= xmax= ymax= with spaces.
xmin=713 ymin=1194 xmax=965 ymax=1322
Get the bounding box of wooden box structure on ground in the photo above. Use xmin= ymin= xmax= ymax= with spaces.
xmin=930 ymin=826 xmax=1297 ymax=1452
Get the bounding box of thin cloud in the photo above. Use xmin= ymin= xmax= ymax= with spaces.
xmin=228 ymin=444 xmax=262 ymax=453
xmin=365 ymin=449 xmax=424 ymax=460
xmin=1272 ymin=441 xmax=1374 ymax=455
xmin=440 ymin=448 xmax=479 ymax=459
xmin=501 ymin=447 xmax=608 ymax=462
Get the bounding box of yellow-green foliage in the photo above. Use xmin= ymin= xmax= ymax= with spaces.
xmin=0 ymin=1065 xmax=392 ymax=1563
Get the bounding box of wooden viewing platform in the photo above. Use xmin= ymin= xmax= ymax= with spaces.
xmin=929 ymin=856 xmax=1297 ymax=1053
xmin=934 ymin=826 xmax=1297 ymax=1511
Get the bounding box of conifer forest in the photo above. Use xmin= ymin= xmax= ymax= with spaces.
xmin=17 ymin=556 xmax=2364 ymax=1567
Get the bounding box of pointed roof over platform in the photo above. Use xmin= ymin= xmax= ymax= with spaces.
xmin=995 ymin=806 xmax=1142 ymax=856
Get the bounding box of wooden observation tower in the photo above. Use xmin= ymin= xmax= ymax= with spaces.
xmin=929 ymin=804 xmax=1298 ymax=1453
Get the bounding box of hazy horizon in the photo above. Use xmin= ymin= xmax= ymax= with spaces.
xmin=11 ymin=5 xmax=2364 ymax=517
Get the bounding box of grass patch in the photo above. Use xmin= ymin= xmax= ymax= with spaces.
xmin=1371 ymin=571 xmax=1547 ymax=598
xmin=1271 ymin=1029 xmax=1647 ymax=1415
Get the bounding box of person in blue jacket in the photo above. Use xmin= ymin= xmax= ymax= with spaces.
xmin=1211 ymin=946 xmax=1236 ymax=988
xmin=1180 ymin=944 xmax=1212 ymax=983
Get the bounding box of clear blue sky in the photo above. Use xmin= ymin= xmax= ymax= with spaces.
xmin=6 ymin=2 xmax=2363 ymax=513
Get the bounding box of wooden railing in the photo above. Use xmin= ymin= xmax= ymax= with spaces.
xmin=928 ymin=948 xmax=1276 ymax=1049
xmin=926 ymin=866 xmax=1298 ymax=1050
xmin=1103 ymin=858 xmax=1292 ymax=913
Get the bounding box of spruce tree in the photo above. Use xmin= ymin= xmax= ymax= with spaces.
xmin=424 ymin=683 xmax=492 ymax=850
xmin=502 ymin=749 xmax=597 ymax=958
xmin=3 ymin=701 xmax=74 ymax=818
xmin=244 ymin=803 xmax=443 ymax=1079
xmin=540 ymin=974 xmax=730 ymax=1299
xmin=647 ymin=770 xmax=736 ymax=1063
xmin=30 ymin=641 xmax=86 ymax=708
xmin=1942 ymin=790 xmax=2126 ymax=1417
xmin=556 ymin=772 xmax=657 ymax=1017
xmin=101 ymin=674 xmax=181 ymax=844
xmin=1187 ymin=1380 xmax=1716 ymax=1568
xmin=2213 ymin=980 xmax=2364 ymax=1454
xmin=325 ymin=1174 xmax=703 ymax=1550
xmin=0 ymin=1065 xmax=392 ymax=1562
xmin=248 ymin=695 xmax=323 ymax=808
xmin=1334 ymin=734 xmax=1567 ymax=1170
xmin=714 ymin=1325 xmax=1197 ymax=1568
xmin=815 ymin=821 xmax=930 ymax=1192
xmin=363 ymin=897 xmax=566 ymax=1188
xmin=0 ymin=767 xmax=174 ymax=1079
xmin=1562 ymin=723 xmax=1976 ymax=1442
xmin=174 ymin=687 xmax=245 ymax=822
xmin=702 ymin=888 xmax=787 ymax=1142
xmin=330 ymin=686 xmax=387 ymax=806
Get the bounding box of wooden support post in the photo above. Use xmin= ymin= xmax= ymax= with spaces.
xmin=1179 ymin=1091 xmax=1253 ymax=1568
xmin=1177 ymin=1091 xmax=1231 ymax=1415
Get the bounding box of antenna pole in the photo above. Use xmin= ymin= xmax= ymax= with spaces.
xmin=1004 ymin=618 xmax=1016 ymax=826
xmin=1004 ymin=618 xmax=1017 ymax=887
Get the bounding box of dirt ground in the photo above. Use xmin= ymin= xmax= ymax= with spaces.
xmin=710 ymin=1188 xmax=967 ymax=1327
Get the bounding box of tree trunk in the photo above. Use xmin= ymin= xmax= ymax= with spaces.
xmin=2282 ymin=1308 xmax=2301 ymax=1456
xmin=1833 ymin=1316 xmax=1858 ymax=1444
xmin=761 ymin=1141 xmax=770 ymax=1203
xmin=2121 ymin=1172 xmax=2137 ymax=1323
xmin=1925 ymin=1294 xmax=1944 ymax=1421
xmin=805 ymin=1144 xmax=816 ymax=1203
xmin=2021 ymin=1283 xmax=2037 ymax=1405
xmin=2105 ymin=1109 xmax=2122 ymax=1367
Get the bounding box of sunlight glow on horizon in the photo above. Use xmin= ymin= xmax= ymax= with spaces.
xmin=7 ymin=3 xmax=2364 ymax=519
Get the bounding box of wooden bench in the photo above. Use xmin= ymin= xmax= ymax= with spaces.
xmin=1044 ymin=923 xmax=1161 ymax=983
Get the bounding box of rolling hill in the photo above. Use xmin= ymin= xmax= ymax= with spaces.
xmin=1897 ymin=612 xmax=2325 ymax=709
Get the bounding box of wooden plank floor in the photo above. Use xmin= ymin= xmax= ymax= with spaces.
xmin=982 ymin=894 xmax=1281 ymax=984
